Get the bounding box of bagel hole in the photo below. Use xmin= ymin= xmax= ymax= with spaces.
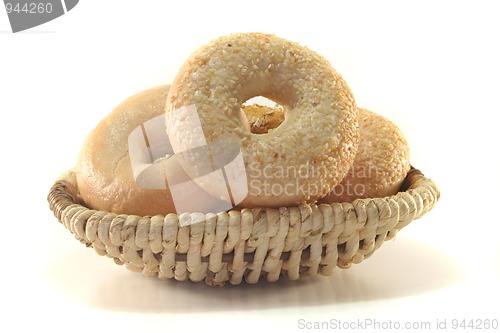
xmin=242 ymin=96 xmax=285 ymax=135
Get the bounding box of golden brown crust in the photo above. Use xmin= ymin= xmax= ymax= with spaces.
xmin=76 ymin=85 xmax=177 ymax=216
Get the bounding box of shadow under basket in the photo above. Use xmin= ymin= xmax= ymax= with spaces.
xmin=47 ymin=166 xmax=439 ymax=286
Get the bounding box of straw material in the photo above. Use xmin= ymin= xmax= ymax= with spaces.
xmin=47 ymin=166 xmax=439 ymax=286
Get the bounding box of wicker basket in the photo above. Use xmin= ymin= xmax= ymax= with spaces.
xmin=47 ymin=166 xmax=439 ymax=286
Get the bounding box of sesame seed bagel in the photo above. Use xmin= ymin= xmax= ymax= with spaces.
xmin=319 ymin=108 xmax=411 ymax=203
xmin=166 ymin=32 xmax=358 ymax=208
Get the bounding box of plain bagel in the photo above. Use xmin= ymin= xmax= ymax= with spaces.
xmin=77 ymin=85 xmax=249 ymax=216
xmin=166 ymin=32 xmax=359 ymax=208
xmin=76 ymin=86 xmax=177 ymax=216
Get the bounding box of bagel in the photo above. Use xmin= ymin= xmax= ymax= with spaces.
xmin=77 ymin=85 xmax=233 ymax=217
xmin=166 ymin=32 xmax=358 ymax=208
xmin=243 ymin=105 xmax=410 ymax=203
xmin=319 ymin=108 xmax=410 ymax=203
xmin=76 ymin=86 xmax=176 ymax=216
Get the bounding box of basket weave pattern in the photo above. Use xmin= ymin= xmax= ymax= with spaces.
xmin=48 ymin=167 xmax=439 ymax=286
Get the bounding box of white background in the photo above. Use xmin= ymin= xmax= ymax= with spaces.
xmin=1 ymin=1 xmax=499 ymax=332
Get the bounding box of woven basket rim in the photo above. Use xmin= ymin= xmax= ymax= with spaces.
xmin=47 ymin=165 xmax=440 ymax=285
